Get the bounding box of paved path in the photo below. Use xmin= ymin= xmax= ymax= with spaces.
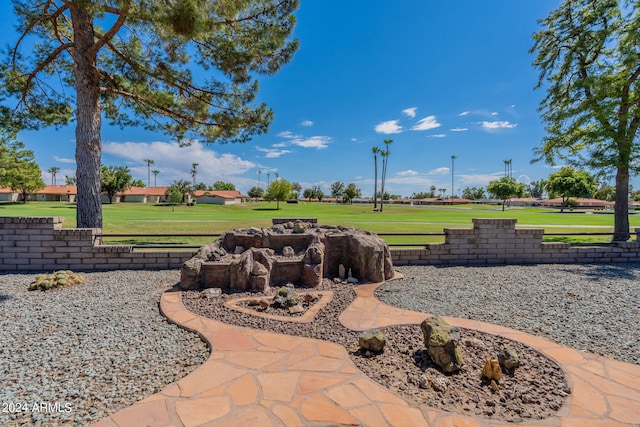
xmin=95 ymin=280 xmax=640 ymax=427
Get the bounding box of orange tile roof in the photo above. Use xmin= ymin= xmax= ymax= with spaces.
xmin=36 ymin=185 xmax=77 ymax=195
xmin=193 ymin=190 xmax=248 ymax=199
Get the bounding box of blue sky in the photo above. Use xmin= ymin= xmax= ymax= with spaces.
xmin=5 ymin=1 xmax=607 ymax=197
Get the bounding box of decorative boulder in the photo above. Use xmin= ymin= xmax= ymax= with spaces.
xmin=498 ymin=346 xmax=520 ymax=371
xmin=481 ymin=358 xmax=502 ymax=381
xmin=358 ymin=329 xmax=386 ymax=353
xmin=420 ymin=316 xmax=464 ymax=373
xmin=282 ymin=246 xmax=295 ymax=257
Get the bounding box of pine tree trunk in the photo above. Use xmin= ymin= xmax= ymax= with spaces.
xmin=72 ymin=5 xmax=103 ymax=229
xmin=613 ymin=164 xmax=630 ymax=241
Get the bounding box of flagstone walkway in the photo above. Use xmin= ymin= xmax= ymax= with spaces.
xmin=94 ymin=279 xmax=640 ymax=427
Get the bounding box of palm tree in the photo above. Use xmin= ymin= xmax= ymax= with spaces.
xmin=379 ymin=139 xmax=393 ymax=212
xmin=143 ymin=159 xmax=154 ymax=187
xmin=451 ymin=155 xmax=457 ymax=198
xmin=191 ymin=163 xmax=199 ymax=187
xmin=504 ymin=159 xmax=512 ymax=178
xmin=152 ymin=169 xmax=159 ymax=187
xmin=257 ymin=170 xmax=262 ymax=188
xmin=372 ymin=146 xmax=380 ymax=210
xmin=48 ymin=167 xmax=59 ymax=186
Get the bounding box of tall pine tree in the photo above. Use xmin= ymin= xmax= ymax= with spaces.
xmin=1 ymin=0 xmax=298 ymax=227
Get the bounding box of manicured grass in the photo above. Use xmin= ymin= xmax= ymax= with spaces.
xmin=0 ymin=201 xmax=637 ymax=245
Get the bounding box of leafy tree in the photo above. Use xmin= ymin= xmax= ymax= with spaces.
xmin=531 ymin=1 xmax=640 ymax=239
xmin=213 ymin=181 xmax=236 ymax=191
xmin=65 ymin=175 xmax=77 ymax=186
xmin=193 ymin=182 xmax=209 ymax=191
xmin=166 ymin=186 xmax=183 ymax=212
xmin=1 ymin=1 xmax=299 ymax=229
xmin=0 ymin=137 xmax=45 ymax=202
xmin=545 ymin=167 xmax=598 ymax=213
xmin=593 ymin=185 xmax=616 ymax=202
xmin=166 ymin=180 xmax=193 ymax=204
xmin=130 ymin=179 xmax=145 ymax=188
xmin=461 ymin=186 xmax=486 ymax=200
xmin=290 ymin=182 xmax=302 ymax=200
xmin=101 ymin=165 xmax=132 ymax=204
xmin=379 ymin=139 xmax=392 ymax=212
xmin=343 ymin=183 xmax=361 ymax=204
xmin=304 ymin=185 xmax=324 ymax=202
xmin=265 ymin=178 xmax=292 ymax=209
xmin=330 ymin=181 xmax=345 ymax=201
xmin=487 ymin=177 xmax=519 ymax=211
xmin=411 ymin=192 xmax=430 ymax=199
xmin=429 ymin=185 xmax=437 ymax=198
xmin=525 ymin=180 xmax=546 ymax=198
xmin=248 ymin=186 xmax=264 ymax=199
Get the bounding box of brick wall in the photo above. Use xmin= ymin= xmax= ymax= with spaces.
xmin=392 ymin=218 xmax=640 ymax=266
xmin=0 ymin=217 xmax=194 ymax=271
xmin=2 ymin=217 xmax=640 ymax=272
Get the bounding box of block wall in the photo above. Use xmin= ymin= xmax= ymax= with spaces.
xmin=391 ymin=218 xmax=640 ymax=266
xmin=2 ymin=217 xmax=640 ymax=272
xmin=0 ymin=217 xmax=194 ymax=271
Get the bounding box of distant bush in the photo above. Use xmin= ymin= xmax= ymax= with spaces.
xmin=28 ymin=270 xmax=84 ymax=291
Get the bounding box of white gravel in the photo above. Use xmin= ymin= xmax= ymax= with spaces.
xmin=0 ymin=270 xmax=209 ymax=427
xmin=377 ymin=264 xmax=640 ymax=365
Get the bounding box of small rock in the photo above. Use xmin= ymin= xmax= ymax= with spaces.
xmin=259 ymin=299 xmax=270 ymax=309
xmin=288 ymin=304 xmax=304 ymax=314
xmin=498 ymin=346 xmax=520 ymax=371
xmin=282 ymin=246 xmax=295 ymax=257
xmin=303 ymin=293 xmax=316 ymax=303
xmin=431 ymin=376 xmax=450 ymax=393
xmin=490 ymin=380 xmax=500 ymax=392
xmin=346 ymin=276 xmax=359 ymax=284
xmin=234 ymin=246 xmax=246 ymax=254
xmin=358 ymin=329 xmax=386 ymax=353
xmin=293 ymin=222 xmax=307 ymax=233
xmin=201 ymin=288 xmax=222 ymax=298
xmin=251 ymin=262 xmax=269 ymax=276
xmin=248 ymin=299 xmax=261 ymax=306
xmin=481 ymin=358 xmax=502 ymax=382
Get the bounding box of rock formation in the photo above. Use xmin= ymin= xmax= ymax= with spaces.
xmin=358 ymin=329 xmax=386 ymax=353
xmin=179 ymin=221 xmax=394 ymax=290
xmin=420 ymin=316 xmax=465 ymax=373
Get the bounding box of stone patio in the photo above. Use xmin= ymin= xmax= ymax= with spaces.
xmin=93 ymin=277 xmax=640 ymax=427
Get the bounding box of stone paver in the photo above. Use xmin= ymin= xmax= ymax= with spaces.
xmin=95 ymin=278 xmax=640 ymax=427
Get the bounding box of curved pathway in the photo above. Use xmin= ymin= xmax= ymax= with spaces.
xmin=94 ymin=280 xmax=640 ymax=427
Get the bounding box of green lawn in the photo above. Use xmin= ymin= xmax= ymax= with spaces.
xmin=0 ymin=201 xmax=637 ymax=246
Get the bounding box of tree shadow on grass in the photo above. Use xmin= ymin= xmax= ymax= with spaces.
xmin=252 ymin=207 xmax=280 ymax=211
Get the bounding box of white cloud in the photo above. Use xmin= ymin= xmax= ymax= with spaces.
xmin=428 ymin=134 xmax=447 ymax=138
xmin=256 ymin=147 xmax=292 ymax=158
xmin=300 ymin=120 xmax=314 ymax=127
xmin=458 ymin=111 xmax=470 ymax=116
xmin=480 ymin=120 xmax=518 ymax=130
xmin=450 ymin=127 xmax=468 ymax=132
xmin=102 ymin=140 xmax=256 ymax=185
xmin=397 ymin=169 xmax=418 ymax=177
xmin=53 ymin=156 xmax=75 ymax=164
xmin=290 ymin=136 xmax=332 ymax=149
xmin=402 ymin=107 xmax=417 ymax=118
xmin=272 ymin=142 xmax=288 ymax=148
xmin=277 ymin=131 xmax=299 ymax=139
xmin=374 ymin=120 xmax=403 ymax=134
xmin=491 ymin=112 xmax=498 ymax=116
xmin=428 ymin=167 xmax=450 ymax=175
xmin=351 ymin=138 xmax=358 ymax=142
xmin=411 ymin=115 xmax=441 ymax=131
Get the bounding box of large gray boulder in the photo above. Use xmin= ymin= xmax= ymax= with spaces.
xmin=420 ymin=316 xmax=465 ymax=373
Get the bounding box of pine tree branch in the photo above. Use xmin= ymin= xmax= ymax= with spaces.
xmin=90 ymin=1 xmax=130 ymax=56
xmin=12 ymin=1 xmax=70 ymax=64
xmin=20 ymin=42 xmax=73 ymax=106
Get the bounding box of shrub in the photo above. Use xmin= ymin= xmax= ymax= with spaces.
xmin=28 ymin=270 xmax=84 ymax=291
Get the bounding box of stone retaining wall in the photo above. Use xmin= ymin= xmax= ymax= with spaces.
xmin=2 ymin=217 xmax=640 ymax=272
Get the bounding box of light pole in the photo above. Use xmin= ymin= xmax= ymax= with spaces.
xmin=257 ymin=171 xmax=262 ymax=188
xmin=267 ymin=172 xmax=270 ymax=187
xmin=451 ymin=155 xmax=457 ymax=199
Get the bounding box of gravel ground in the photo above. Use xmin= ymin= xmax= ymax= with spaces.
xmin=0 ymin=270 xmax=208 ymax=427
xmin=183 ymin=280 xmax=569 ymax=421
xmin=377 ymin=264 xmax=640 ymax=365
